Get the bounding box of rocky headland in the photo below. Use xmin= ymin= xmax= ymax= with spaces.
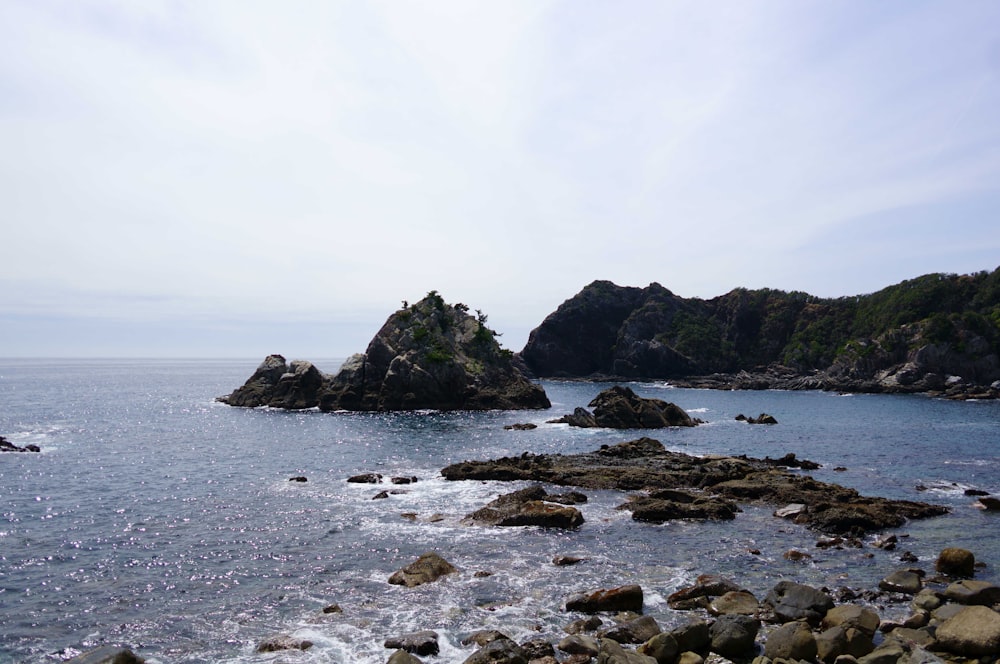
xmin=218 ymin=292 xmax=550 ymax=411
xmin=441 ymin=438 xmax=948 ymax=535
xmin=519 ymin=270 xmax=1000 ymax=399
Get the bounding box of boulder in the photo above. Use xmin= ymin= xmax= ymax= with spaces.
xmin=669 ymin=621 xmax=711 ymax=654
xmin=463 ymin=486 xmax=584 ymax=528
xmin=763 ymin=581 xmax=834 ymax=625
xmin=558 ymin=634 xmax=601 ymax=656
xmin=934 ymin=605 xmax=1000 ymax=657
xmin=463 ymin=636 xmax=528 ymax=664
xmin=520 ymin=637 xmax=556 ymax=661
xmin=709 ymin=591 xmax=760 ymax=616
xmin=388 ymin=552 xmax=457 ymax=587
xmin=942 ymin=579 xmax=1000 ymax=605
xmin=384 ymin=630 xmax=439 ymax=656
xmin=878 ymin=570 xmax=923 ymax=594
xmin=637 ymin=632 xmax=679 ymax=664
xmin=387 ymin=650 xmax=424 ymax=664
xmin=708 ymin=615 xmax=760 ymax=659
xmin=821 ymin=605 xmax=880 ymax=637
xmin=735 ymin=413 xmax=778 ymax=425
xmin=567 ymin=585 xmax=644 ymax=614
xmin=597 ymin=638 xmax=658 ymax=664
xmin=935 ymin=547 xmax=975 ymax=577
xmin=763 ymin=620 xmax=817 ymax=661
xmin=978 ymin=496 xmax=1000 ymax=511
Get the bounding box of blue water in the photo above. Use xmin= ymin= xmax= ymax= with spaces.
xmin=1 ymin=359 xmax=998 ymax=663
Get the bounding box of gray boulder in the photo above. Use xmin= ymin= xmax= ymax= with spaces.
xmin=934 ymin=605 xmax=1000 ymax=657
xmin=64 ymin=647 xmax=145 ymax=664
xmin=384 ymin=630 xmax=439 ymax=656
xmin=597 ymin=638 xmax=658 ymax=664
xmin=763 ymin=581 xmax=834 ymax=625
xmin=463 ymin=637 xmax=528 ymax=664
xmin=763 ymin=620 xmax=817 ymax=661
xmin=709 ymin=615 xmax=760 ymax=660
xmin=567 ymin=585 xmax=644 ymax=614
xmin=463 ymin=486 xmax=584 ymax=529
xmin=942 ymin=579 xmax=1000 ymax=605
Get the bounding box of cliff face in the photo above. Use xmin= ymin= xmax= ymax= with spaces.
xmin=520 ymin=269 xmax=1000 ymax=395
xmin=219 ymin=292 xmax=550 ymax=412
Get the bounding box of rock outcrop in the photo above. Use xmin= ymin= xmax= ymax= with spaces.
xmin=441 ymin=438 xmax=948 ymax=535
xmin=549 ymin=385 xmax=698 ymax=429
xmin=219 ymin=293 xmax=550 ymax=411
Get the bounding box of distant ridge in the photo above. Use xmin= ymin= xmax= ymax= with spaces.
xmin=519 ymin=267 xmax=1000 ymax=398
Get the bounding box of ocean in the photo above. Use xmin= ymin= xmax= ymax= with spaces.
xmin=1 ymin=358 xmax=998 ymax=663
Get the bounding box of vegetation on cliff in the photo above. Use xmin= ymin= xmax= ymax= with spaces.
xmin=520 ymin=268 xmax=1000 ymax=394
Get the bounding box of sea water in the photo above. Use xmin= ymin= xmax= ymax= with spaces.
xmin=1 ymin=358 xmax=998 ymax=663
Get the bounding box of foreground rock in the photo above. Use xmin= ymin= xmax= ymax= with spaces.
xmin=219 ymin=293 xmax=550 ymax=411
xmin=550 ymin=385 xmax=698 ymax=429
xmin=441 ymin=438 xmax=947 ymax=534
xmin=463 ymin=485 xmax=584 ymax=528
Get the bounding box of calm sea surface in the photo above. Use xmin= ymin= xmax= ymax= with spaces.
xmin=1 ymin=358 xmax=998 ymax=663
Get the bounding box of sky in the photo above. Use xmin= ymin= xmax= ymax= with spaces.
xmin=2 ymin=1 xmax=999 ymax=359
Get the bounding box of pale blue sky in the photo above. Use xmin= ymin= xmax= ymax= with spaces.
xmin=2 ymin=1 xmax=998 ymax=358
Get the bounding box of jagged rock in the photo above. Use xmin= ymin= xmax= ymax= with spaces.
xmin=566 ymin=585 xmax=644 ymax=614
xmin=763 ymin=581 xmax=834 ymax=625
xmin=463 ymin=486 xmax=584 ymax=528
xmin=600 ymin=615 xmax=661 ymax=644
xmin=218 ymin=355 xmax=326 ymax=409
xmin=0 ymin=435 xmax=41 ymax=453
xmin=935 ymin=547 xmax=975 ymax=577
xmin=388 ymin=552 xmax=457 ymax=587
xmin=318 ymin=293 xmax=550 ymax=411
xmin=384 ymin=631 xmax=439 ymax=656
xmin=735 ymin=413 xmax=778 ymax=424
xmin=934 ymin=605 xmax=1000 ymax=656
xmin=552 ymin=386 xmax=697 ymax=429
xmin=520 ymin=637 xmax=556 ymax=660
xmin=669 ymin=574 xmax=743 ymax=608
xmin=256 ymin=634 xmax=314 ymax=652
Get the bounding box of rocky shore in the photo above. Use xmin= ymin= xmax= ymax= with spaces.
xmin=441 ymin=438 xmax=948 ymax=536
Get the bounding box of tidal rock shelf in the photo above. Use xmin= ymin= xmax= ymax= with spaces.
xmin=441 ymin=438 xmax=948 ymax=535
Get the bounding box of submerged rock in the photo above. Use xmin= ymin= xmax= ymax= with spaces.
xmin=0 ymin=435 xmax=41 ymax=453
xmin=64 ymin=646 xmax=145 ymax=664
